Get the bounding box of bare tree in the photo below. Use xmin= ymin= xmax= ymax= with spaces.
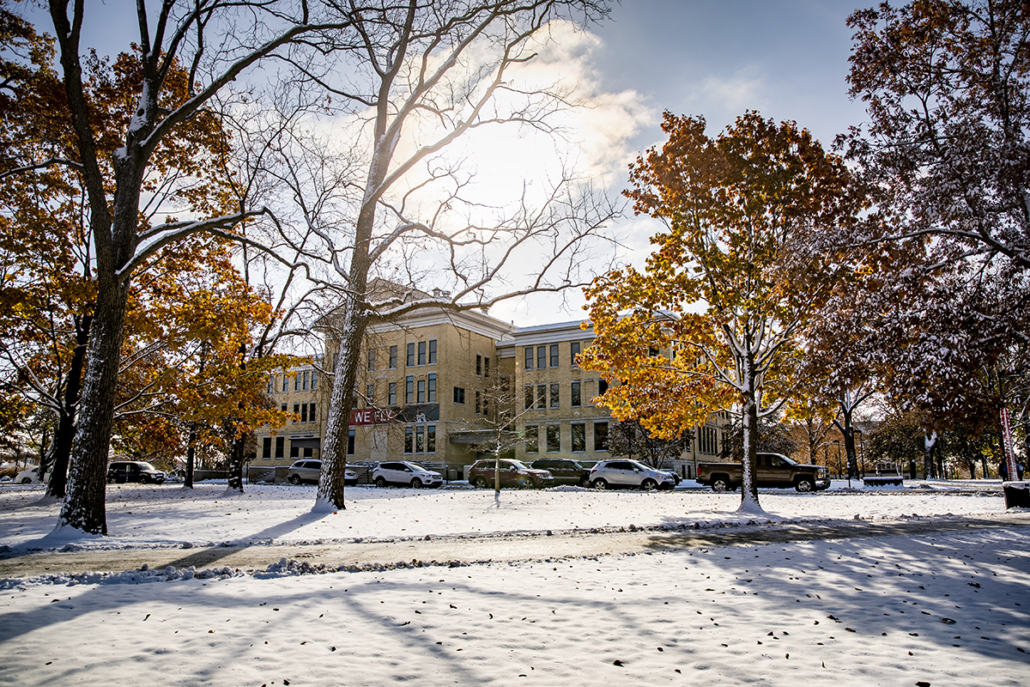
xmin=246 ymin=1 xmax=619 ymax=512
xmin=36 ymin=1 xmax=359 ymax=534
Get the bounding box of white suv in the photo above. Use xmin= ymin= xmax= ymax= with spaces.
xmin=589 ymin=459 xmax=675 ymax=490
xmin=372 ymin=461 xmax=443 ymax=489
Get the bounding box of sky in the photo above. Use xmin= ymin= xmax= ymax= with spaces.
xmin=26 ymin=0 xmax=876 ymax=327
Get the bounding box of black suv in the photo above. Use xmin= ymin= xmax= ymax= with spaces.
xmin=530 ymin=458 xmax=592 ymax=486
xmin=107 ymin=461 xmax=166 ymax=484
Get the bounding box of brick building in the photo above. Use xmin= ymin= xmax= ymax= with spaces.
xmin=252 ymin=300 xmax=728 ymax=478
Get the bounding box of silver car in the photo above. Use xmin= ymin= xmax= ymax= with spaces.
xmin=589 ymin=459 xmax=675 ymax=490
xmin=371 ymin=461 xmax=443 ymax=488
xmin=287 ymin=460 xmax=357 ymax=486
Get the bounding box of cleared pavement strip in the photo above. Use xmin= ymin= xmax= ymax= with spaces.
xmin=1 ymin=513 xmax=1028 ymax=579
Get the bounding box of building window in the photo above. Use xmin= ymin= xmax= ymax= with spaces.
xmin=571 ymin=341 xmax=581 ymax=366
xmin=311 ymin=371 xmax=318 ymax=390
xmin=309 ymin=402 xmax=316 ymax=423
xmin=275 ymin=436 xmax=284 ymax=458
xmin=302 ymin=371 xmax=309 ymax=390
xmin=405 ymin=376 xmax=414 ymax=404
xmin=550 ymin=344 xmax=559 ymax=368
xmin=572 ymin=423 xmax=586 ymax=452
xmin=389 ymin=345 xmax=397 ymax=369
xmin=282 ymin=375 xmax=289 ymax=392
xmin=476 ymin=354 xmax=482 ymax=376
xmin=427 ymin=374 xmax=436 ymax=402
xmin=536 ymin=384 xmax=546 ymax=409
xmin=537 ymin=345 xmax=546 ymax=370
xmin=598 ymin=379 xmax=609 ymax=396
xmin=453 ymin=387 xmax=466 ymax=404
xmin=407 ymin=342 xmax=415 ymax=367
xmin=594 ymin=421 xmax=609 ymax=451
xmin=427 ymin=425 xmax=436 ymax=453
xmin=301 ymin=403 xmax=308 ymax=423
xmin=290 ymin=443 xmax=299 ymax=459
xmin=699 ymin=426 xmax=718 ymax=455
xmin=368 ymin=349 xmax=376 ymax=371
xmin=418 ymin=341 xmax=426 ymax=366
xmin=281 ymin=403 xmax=287 ymax=413
xmin=262 ymin=437 xmax=272 ymax=459
xmin=388 ymin=382 xmax=397 ymax=406
xmin=295 ymin=374 xmax=301 ymax=392
xmin=525 ymin=425 xmax=539 ymax=453
xmin=549 ymin=382 xmax=559 ymax=409
xmin=648 ymin=346 xmax=660 ymax=358
xmin=417 ymin=379 xmax=426 ymax=403
xmin=348 ymin=428 xmax=355 ymax=455
xmin=571 ymin=381 xmax=581 ymax=407
xmin=267 ymin=375 xmax=274 ymax=394
xmin=547 ymin=425 xmax=560 ymax=452
xmin=524 ymin=347 xmax=533 ymax=370
xmin=484 ymin=357 xmax=490 ymax=377
xmin=366 ymin=384 xmax=375 ymax=405
xmin=416 ymin=426 xmax=425 ymax=453
xmin=475 ymin=390 xmax=482 ymax=414
xmin=525 ymin=385 xmax=533 ymax=410
xmin=293 ymin=403 xmax=300 ymax=422
xmin=404 ymin=427 xmax=413 ymax=453
xmin=429 ymin=339 xmax=437 ymax=364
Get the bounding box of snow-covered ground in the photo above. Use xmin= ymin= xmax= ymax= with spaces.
xmin=1 ymin=481 xmax=1027 ymax=686
xmin=0 ymin=480 xmax=1010 ymax=551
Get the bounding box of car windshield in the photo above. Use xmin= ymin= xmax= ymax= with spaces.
xmin=139 ymin=462 xmax=158 ymax=471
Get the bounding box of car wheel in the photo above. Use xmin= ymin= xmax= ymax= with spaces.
xmin=375 ymin=476 xmax=387 ymax=488
xmin=289 ymin=474 xmax=302 ymax=485
xmin=516 ymin=477 xmax=530 ymax=489
xmin=140 ymin=475 xmax=150 ymax=484
xmin=711 ymin=477 xmax=730 ymax=492
xmin=579 ymin=475 xmax=591 ymax=487
xmin=592 ymin=478 xmax=608 ymax=490
xmin=641 ymin=478 xmax=658 ymax=491
xmin=795 ymin=478 xmax=816 ymax=493
xmin=21 ymin=477 xmax=31 ymax=484
xmin=473 ymin=476 xmax=490 ymax=489
xmin=410 ymin=478 xmax=423 ymax=489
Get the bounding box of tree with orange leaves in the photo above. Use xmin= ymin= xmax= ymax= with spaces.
xmin=581 ymin=112 xmax=867 ymax=510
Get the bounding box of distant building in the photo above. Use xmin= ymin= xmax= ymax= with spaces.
xmin=252 ymin=286 xmax=728 ymax=478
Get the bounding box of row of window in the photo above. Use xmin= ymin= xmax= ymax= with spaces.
xmin=260 ymin=431 xmax=354 ymax=460
xmin=268 ymin=370 xmax=319 ymax=394
xmin=524 ymin=421 xmax=608 ymax=454
xmin=523 ymin=380 xmax=607 ymax=411
xmin=523 ymin=341 xmax=583 ymax=371
xmin=366 ymin=340 xmax=439 ymax=372
xmin=698 ymin=425 xmax=719 ymax=455
xmin=403 ymin=425 xmax=437 ymax=454
xmin=282 ymin=402 xmax=317 ymax=423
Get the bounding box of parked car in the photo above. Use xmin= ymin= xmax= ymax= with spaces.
xmin=16 ymin=466 xmax=43 ymax=484
xmin=655 ymin=466 xmax=681 ymax=486
xmin=371 ymin=461 xmax=443 ymax=488
xmin=588 ymin=459 xmax=675 ymax=490
xmin=106 ymin=461 xmax=166 ymax=484
xmin=287 ymin=460 xmax=357 ymax=486
xmin=467 ymin=459 xmax=553 ymax=489
xmin=530 ymin=458 xmax=591 ymax=486
xmin=695 ymin=453 xmax=830 ymax=492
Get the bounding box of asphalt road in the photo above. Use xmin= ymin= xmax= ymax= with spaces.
xmin=2 ymin=513 xmax=1028 ymax=579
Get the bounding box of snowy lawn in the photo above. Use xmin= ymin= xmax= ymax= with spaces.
xmin=0 ymin=480 xmax=1011 ymax=552
xmin=0 ymin=526 xmax=1027 ymax=686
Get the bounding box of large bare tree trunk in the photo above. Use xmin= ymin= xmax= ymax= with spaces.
xmin=57 ymin=280 xmax=130 ymax=534
xmin=45 ymin=314 xmax=91 ymax=499
xmin=739 ymin=353 xmax=760 ymax=510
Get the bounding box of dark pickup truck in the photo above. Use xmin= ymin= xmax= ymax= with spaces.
xmin=696 ymin=453 xmax=830 ymax=492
